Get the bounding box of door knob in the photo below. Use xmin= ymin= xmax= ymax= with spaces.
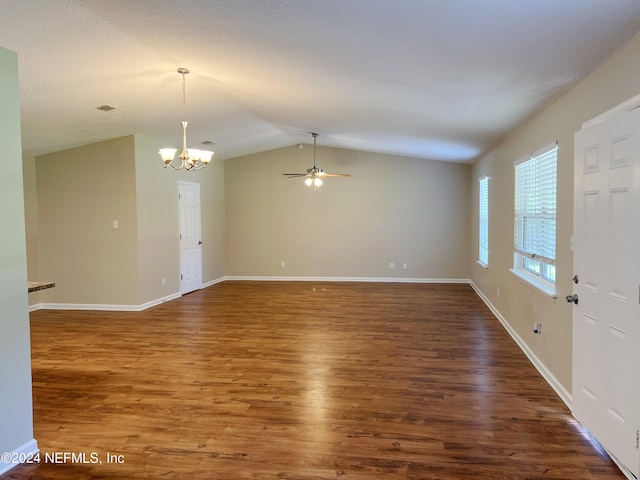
xmin=566 ymin=294 xmax=579 ymax=304
xmin=198 ymin=240 xmax=203 ymax=245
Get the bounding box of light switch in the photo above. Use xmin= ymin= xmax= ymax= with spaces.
xmin=113 ymin=220 xmax=119 ymax=229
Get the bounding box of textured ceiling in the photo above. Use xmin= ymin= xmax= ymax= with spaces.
xmin=1 ymin=0 xmax=640 ymax=162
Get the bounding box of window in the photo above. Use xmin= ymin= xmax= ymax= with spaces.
xmin=478 ymin=176 xmax=489 ymax=267
xmin=512 ymin=143 xmax=558 ymax=296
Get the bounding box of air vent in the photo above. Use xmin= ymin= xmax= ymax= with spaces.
xmin=201 ymin=140 xmax=215 ymax=145
xmin=96 ymin=105 xmax=118 ymax=112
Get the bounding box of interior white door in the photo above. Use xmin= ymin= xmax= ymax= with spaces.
xmin=573 ymin=107 xmax=640 ymax=478
xmin=178 ymin=181 xmax=202 ymax=295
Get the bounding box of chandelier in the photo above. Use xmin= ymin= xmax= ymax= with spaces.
xmin=158 ymin=68 xmax=214 ymax=170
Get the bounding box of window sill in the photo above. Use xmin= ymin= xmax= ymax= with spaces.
xmin=476 ymin=260 xmax=488 ymax=270
xmin=509 ymin=268 xmax=557 ymax=300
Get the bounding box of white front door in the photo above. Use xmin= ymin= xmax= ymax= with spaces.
xmin=572 ymin=106 xmax=640 ymax=478
xmin=178 ymin=181 xmax=202 ymax=295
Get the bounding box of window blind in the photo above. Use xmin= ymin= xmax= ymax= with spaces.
xmin=514 ymin=144 xmax=557 ymax=265
xmin=478 ymin=177 xmax=489 ymax=266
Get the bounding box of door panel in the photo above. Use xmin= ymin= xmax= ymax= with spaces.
xmin=573 ymin=107 xmax=640 ymax=478
xmin=178 ymin=181 xmax=202 ymax=295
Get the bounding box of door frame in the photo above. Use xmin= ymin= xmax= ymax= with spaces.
xmin=582 ymin=93 xmax=640 ymax=129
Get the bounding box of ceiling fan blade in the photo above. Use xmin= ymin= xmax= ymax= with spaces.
xmin=322 ymin=173 xmax=351 ymax=177
xmin=283 ymin=173 xmax=309 ymax=178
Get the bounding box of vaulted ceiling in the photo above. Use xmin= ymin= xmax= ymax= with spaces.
xmin=2 ymin=0 xmax=640 ymax=162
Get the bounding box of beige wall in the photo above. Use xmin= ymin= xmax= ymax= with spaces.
xmin=199 ymin=150 xmax=227 ymax=284
xmin=0 ymin=46 xmax=35 ymax=467
xmin=36 ymin=137 xmax=140 ymax=305
xmin=225 ymin=145 xmax=470 ymax=279
xmin=133 ymin=135 xmax=180 ymax=303
xmin=470 ymin=32 xmax=640 ymax=393
xmin=23 ymin=155 xmax=40 ymax=306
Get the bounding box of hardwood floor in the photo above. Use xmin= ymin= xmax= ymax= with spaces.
xmin=4 ymin=282 xmax=624 ymax=479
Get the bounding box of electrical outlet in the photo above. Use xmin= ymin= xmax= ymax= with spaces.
xmin=280 ymin=261 xmax=285 ymax=268
xmin=389 ymin=262 xmax=396 ymax=270
xmin=402 ymin=263 xmax=408 ymax=270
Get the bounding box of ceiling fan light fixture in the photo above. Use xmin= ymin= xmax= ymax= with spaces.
xmin=282 ymin=132 xmax=351 ymax=189
xmin=159 ymin=68 xmax=214 ymax=171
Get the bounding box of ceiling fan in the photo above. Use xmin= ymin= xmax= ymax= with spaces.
xmin=283 ymin=132 xmax=351 ymax=190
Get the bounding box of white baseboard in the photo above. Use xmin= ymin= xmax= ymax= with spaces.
xmin=605 ymin=448 xmax=638 ymax=480
xmin=202 ymin=276 xmax=226 ymax=288
xmin=0 ymin=439 xmax=38 ymax=476
xmin=469 ymin=280 xmax=572 ymax=409
xmin=35 ymin=295 xmax=180 ymax=312
xmin=32 ymin=293 xmax=182 ymax=312
xmin=224 ymin=275 xmax=470 ymax=283
xmin=29 ymin=276 xmax=228 ymax=312
xmin=137 ymin=292 xmax=182 ymax=310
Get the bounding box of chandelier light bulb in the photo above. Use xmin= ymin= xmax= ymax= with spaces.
xmin=159 ymin=148 xmax=178 ymax=166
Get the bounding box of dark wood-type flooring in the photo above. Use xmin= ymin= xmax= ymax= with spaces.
xmin=3 ymin=282 xmax=624 ymax=479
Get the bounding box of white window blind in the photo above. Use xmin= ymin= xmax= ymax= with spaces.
xmin=514 ymin=144 xmax=557 ymax=266
xmin=478 ymin=177 xmax=488 ymax=266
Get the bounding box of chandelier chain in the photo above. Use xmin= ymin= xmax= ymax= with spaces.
xmin=182 ymin=71 xmax=187 ymax=122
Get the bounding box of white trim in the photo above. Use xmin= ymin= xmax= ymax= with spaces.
xmin=582 ymin=93 xmax=640 ymax=129
xmin=510 ymin=268 xmax=557 ymax=299
xmin=476 ymin=260 xmax=488 ymax=269
xmin=604 ymin=449 xmax=637 ymax=480
xmin=138 ymin=292 xmax=182 ymax=310
xmin=514 ymin=142 xmax=558 ymax=165
xmin=36 ymin=298 xmax=176 ymax=312
xmin=469 ymin=280 xmax=571 ymax=408
xmin=36 ymin=293 xmax=182 ymax=312
xmin=224 ymin=276 xmax=470 ymax=284
xmin=28 ymin=277 xmax=227 ymax=312
xmin=0 ymin=439 xmax=39 ymax=476
xmin=531 ymin=141 xmax=558 ymax=159
xmin=514 ymin=247 xmax=555 ymax=266
xmin=202 ymin=276 xmax=225 ymax=288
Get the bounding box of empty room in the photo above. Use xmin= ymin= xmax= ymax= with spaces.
xmin=1 ymin=1 xmax=640 ymax=479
